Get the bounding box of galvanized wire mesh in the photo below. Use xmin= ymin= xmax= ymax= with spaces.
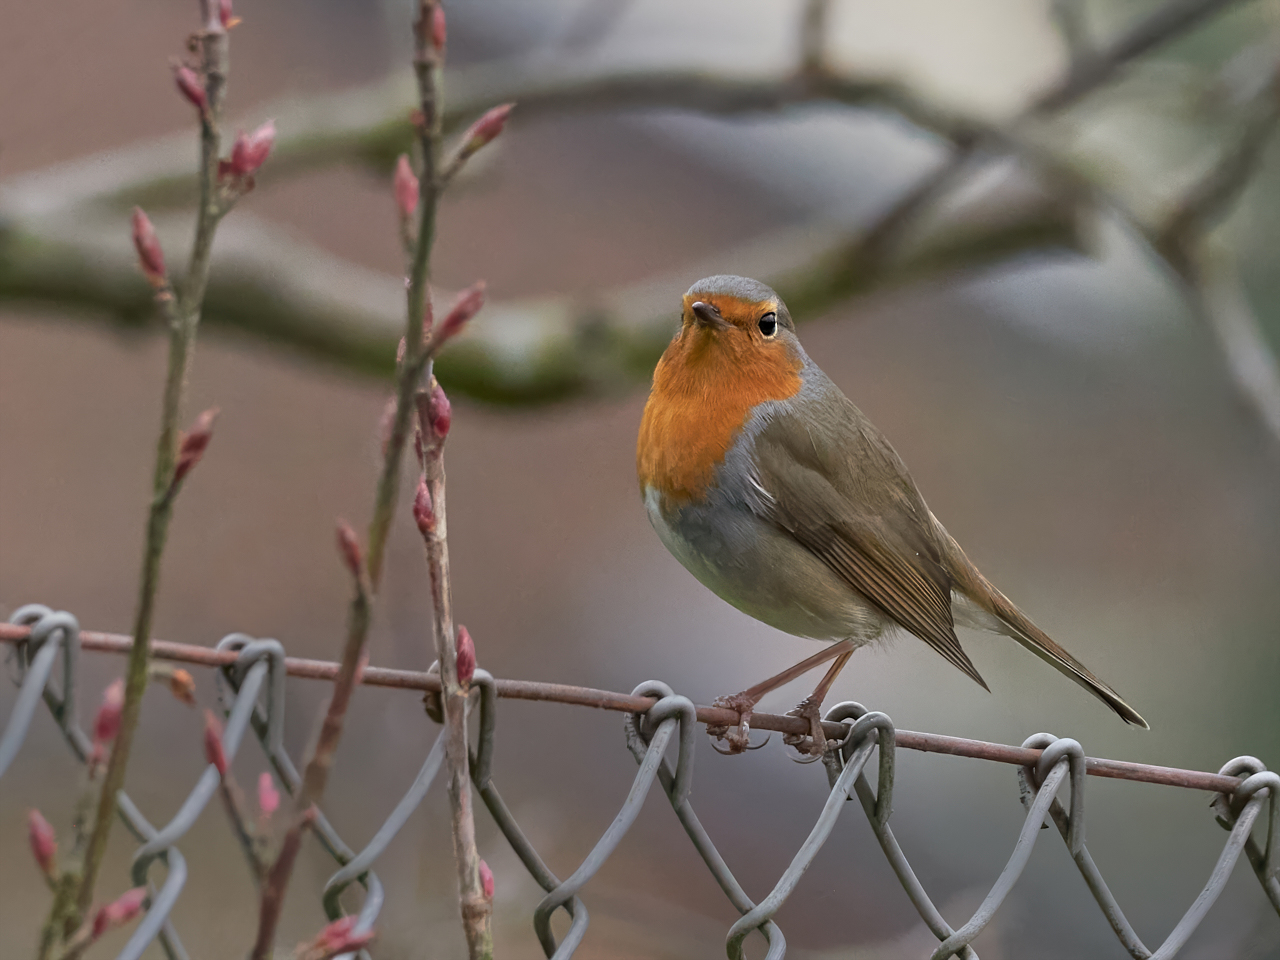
xmin=3 ymin=604 xmax=1278 ymax=959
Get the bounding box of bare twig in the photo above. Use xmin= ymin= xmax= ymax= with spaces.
xmin=1155 ymin=68 xmax=1280 ymax=258
xmin=851 ymin=0 xmax=1257 ymax=275
xmin=1030 ymin=0 xmax=1252 ymax=115
xmin=1143 ymin=60 xmax=1280 ymax=442
xmin=1183 ymin=245 xmax=1280 ymax=440
xmin=0 ymin=621 xmax=1246 ymax=795
xmin=0 ymin=63 xmax=976 ymax=221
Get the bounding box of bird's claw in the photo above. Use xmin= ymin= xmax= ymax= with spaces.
xmin=710 ymin=732 xmax=770 ymax=755
xmin=783 ymin=695 xmax=830 ymax=757
xmin=709 ymin=692 xmax=763 ymax=755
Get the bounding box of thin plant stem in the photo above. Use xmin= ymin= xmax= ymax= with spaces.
xmin=409 ymin=2 xmax=491 ymax=952
xmin=248 ymin=3 xmax=454 ymax=954
xmin=416 ymin=388 xmax=492 ymax=957
xmin=219 ymin=773 xmax=268 ymax=883
xmin=250 ymin=547 xmax=370 ymax=958
xmin=69 ymin=0 xmax=230 ymax=933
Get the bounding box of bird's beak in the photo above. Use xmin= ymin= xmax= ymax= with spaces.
xmin=690 ymin=301 xmax=729 ymax=330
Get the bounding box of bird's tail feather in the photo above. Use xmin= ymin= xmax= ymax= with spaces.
xmin=935 ymin=521 xmax=1149 ymax=729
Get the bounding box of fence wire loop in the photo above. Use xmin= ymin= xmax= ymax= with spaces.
xmin=1023 ymin=733 xmax=1087 ymax=855
xmin=1215 ymin=756 xmax=1280 ymax=884
xmin=628 ymin=680 xmax=698 ymax=807
xmin=824 ymin=701 xmax=896 ymax=826
xmin=469 ymin=668 xmax=498 ymax=790
xmin=4 ymin=607 xmax=192 ymax=960
xmin=1 ymin=606 xmax=79 ymax=780
xmin=6 ymin=604 xmax=79 ymax=736
xmin=1 ymin=606 xmax=1278 ymax=959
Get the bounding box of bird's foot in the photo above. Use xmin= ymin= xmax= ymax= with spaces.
xmin=783 ymin=695 xmax=830 ymax=758
xmin=708 ymin=691 xmax=764 ymax=755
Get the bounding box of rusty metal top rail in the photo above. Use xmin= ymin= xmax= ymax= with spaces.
xmin=0 ymin=621 xmax=1242 ymax=795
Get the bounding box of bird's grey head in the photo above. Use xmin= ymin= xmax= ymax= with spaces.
xmin=680 ymin=275 xmax=795 ymax=337
xmin=685 ymin=275 xmax=782 ymax=305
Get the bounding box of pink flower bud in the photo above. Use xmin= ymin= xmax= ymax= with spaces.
xmin=204 ymin=710 xmax=228 ymax=777
xmin=229 ymin=120 xmax=276 ymax=178
xmin=303 ymin=916 xmax=375 ymax=959
xmin=91 ymin=887 xmax=147 ymax=942
xmin=93 ymin=678 xmax=125 ymax=754
xmin=413 ymin=476 xmax=435 ymax=537
xmin=28 ymin=810 xmax=56 ymax=880
xmin=456 ymin=625 xmax=475 ymax=686
xmin=439 ymin=282 xmax=486 ymax=341
xmin=430 ymin=4 xmax=447 ymax=52
xmin=131 ymin=208 xmax=167 ymax=287
xmin=168 ymin=668 xmax=196 ymax=706
xmin=173 ymin=65 xmax=207 ymax=114
xmin=218 ymin=0 xmax=241 ymax=29
xmin=173 ymin=407 xmax=219 ymax=487
xmin=394 ymin=155 xmax=419 ymax=220
xmin=257 ymin=772 xmax=280 ymax=818
xmin=336 ymin=520 xmax=363 ymax=578
xmin=426 ymin=381 xmax=452 ymax=439
xmin=463 ymin=104 xmax=514 ymax=155
xmin=479 ymin=859 xmax=494 ymax=899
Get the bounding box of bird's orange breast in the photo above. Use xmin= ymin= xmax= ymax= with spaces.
xmin=637 ymin=325 xmax=802 ymax=506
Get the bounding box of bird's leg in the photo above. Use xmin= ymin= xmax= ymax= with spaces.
xmin=708 ymin=640 xmax=856 ymax=755
xmin=784 ymin=649 xmax=854 ymax=757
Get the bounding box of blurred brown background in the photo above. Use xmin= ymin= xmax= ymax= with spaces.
xmin=3 ymin=0 xmax=1280 ymax=957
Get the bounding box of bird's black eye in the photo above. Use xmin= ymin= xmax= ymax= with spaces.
xmin=758 ymin=313 xmax=777 ymax=338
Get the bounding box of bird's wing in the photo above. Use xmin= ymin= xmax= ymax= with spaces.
xmin=748 ymin=403 xmax=988 ymax=690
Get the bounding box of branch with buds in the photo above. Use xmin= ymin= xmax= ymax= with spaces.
xmin=60 ymin=0 xmax=278 ymax=943
xmin=202 ymin=709 xmax=272 ymax=881
xmin=250 ymin=518 xmax=370 ymax=957
xmin=439 ymin=103 xmax=514 ymax=185
xmin=4 ymin=0 xmax=1272 ymax=427
xmin=250 ymin=4 xmax=501 ymax=956
xmin=52 ymin=886 xmax=149 ymax=960
xmin=413 ymin=372 xmax=491 ymax=955
xmin=295 ymin=916 xmax=376 ymax=960
xmin=28 ymin=664 xmax=200 ymax=959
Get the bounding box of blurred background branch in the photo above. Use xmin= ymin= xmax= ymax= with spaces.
xmin=1 ymin=0 xmax=1277 ymax=424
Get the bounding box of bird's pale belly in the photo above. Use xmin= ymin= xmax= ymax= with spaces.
xmin=644 ymin=486 xmax=889 ymax=644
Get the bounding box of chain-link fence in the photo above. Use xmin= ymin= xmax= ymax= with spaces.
xmin=2 ymin=604 xmax=1277 ymax=959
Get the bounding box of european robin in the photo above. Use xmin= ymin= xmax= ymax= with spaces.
xmin=637 ymin=275 xmax=1147 ymax=754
